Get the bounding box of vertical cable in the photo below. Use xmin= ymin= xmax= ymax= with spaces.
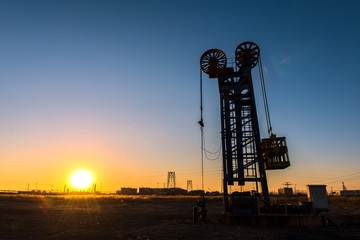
xmin=201 ymin=128 xmax=204 ymax=192
xmin=258 ymin=55 xmax=272 ymax=136
xmin=200 ymin=69 xmax=204 ymax=192
xmin=200 ymin=69 xmax=203 ymax=121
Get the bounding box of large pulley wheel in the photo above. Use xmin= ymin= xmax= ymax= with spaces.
xmin=200 ymin=49 xmax=227 ymax=74
xmin=235 ymin=42 xmax=260 ymax=68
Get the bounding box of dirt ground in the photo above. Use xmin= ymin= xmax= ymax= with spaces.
xmin=0 ymin=195 xmax=359 ymax=240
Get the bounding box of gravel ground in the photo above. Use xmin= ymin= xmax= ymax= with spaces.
xmin=0 ymin=195 xmax=359 ymax=240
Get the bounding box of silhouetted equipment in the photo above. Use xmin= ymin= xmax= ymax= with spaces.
xmin=262 ymin=135 xmax=290 ymax=169
xmin=200 ymin=41 xmax=290 ymax=212
xmin=193 ymin=192 xmax=207 ymax=224
xmin=200 ymin=49 xmax=233 ymax=78
xmin=306 ymin=185 xmax=329 ymax=212
xmin=235 ymin=42 xmax=260 ymax=68
xmin=167 ymin=171 xmax=176 ymax=189
xmin=229 ymin=192 xmax=260 ymax=215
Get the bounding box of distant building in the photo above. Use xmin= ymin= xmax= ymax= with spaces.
xmin=278 ymin=187 xmax=293 ymax=196
xmin=139 ymin=188 xmax=154 ymax=195
xmin=117 ymin=188 xmax=137 ymax=195
xmin=116 ymin=187 xmax=188 ymax=195
xmin=17 ymin=191 xmax=32 ymax=194
xmin=168 ymin=188 xmax=187 ymax=195
xmin=336 ymin=190 xmax=360 ymax=196
xmin=153 ymin=188 xmax=168 ymax=195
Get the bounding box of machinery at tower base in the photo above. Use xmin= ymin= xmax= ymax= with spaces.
xmin=200 ymin=41 xmax=290 ymax=212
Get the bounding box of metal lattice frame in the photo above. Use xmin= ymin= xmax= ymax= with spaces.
xmin=167 ymin=172 xmax=176 ymax=189
xmin=187 ymin=180 xmax=193 ymax=192
xmin=218 ymin=72 xmax=269 ymax=211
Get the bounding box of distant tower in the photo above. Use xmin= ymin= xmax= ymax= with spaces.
xmin=187 ymin=180 xmax=193 ymax=192
xmin=342 ymin=181 xmax=347 ymax=190
xmin=167 ymin=172 xmax=176 ymax=189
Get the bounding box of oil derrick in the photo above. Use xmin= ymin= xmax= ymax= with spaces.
xmin=200 ymin=42 xmax=290 ymax=212
xmin=187 ymin=180 xmax=193 ymax=192
xmin=167 ymin=172 xmax=176 ymax=189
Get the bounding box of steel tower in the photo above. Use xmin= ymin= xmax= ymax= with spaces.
xmin=200 ymin=42 xmax=272 ymax=211
xmin=167 ymin=171 xmax=176 ymax=189
xmin=187 ymin=180 xmax=193 ymax=192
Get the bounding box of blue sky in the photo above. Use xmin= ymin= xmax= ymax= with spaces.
xmin=0 ymin=1 xmax=359 ymax=192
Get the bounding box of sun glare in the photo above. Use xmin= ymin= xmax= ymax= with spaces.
xmin=70 ymin=170 xmax=93 ymax=189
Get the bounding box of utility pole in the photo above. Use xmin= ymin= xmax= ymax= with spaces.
xmin=283 ymin=182 xmax=292 ymax=188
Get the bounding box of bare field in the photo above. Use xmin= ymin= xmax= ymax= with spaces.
xmin=0 ymin=195 xmax=359 ymax=240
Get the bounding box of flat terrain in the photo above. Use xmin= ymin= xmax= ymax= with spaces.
xmin=0 ymin=195 xmax=359 ymax=240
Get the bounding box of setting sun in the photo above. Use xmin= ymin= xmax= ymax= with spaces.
xmin=70 ymin=170 xmax=93 ymax=189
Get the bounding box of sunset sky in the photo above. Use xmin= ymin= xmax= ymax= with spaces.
xmin=1 ymin=1 xmax=360 ymax=193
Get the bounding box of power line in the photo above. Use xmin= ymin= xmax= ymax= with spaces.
xmin=202 ymin=131 xmax=222 ymax=161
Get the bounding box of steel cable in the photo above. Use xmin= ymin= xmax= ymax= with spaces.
xmin=258 ymin=55 xmax=272 ymax=136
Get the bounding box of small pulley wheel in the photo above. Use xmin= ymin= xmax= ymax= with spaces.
xmin=235 ymin=42 xmax=260 ymax=68
xmin=200 ymin=49 xmax=227 ymax=74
